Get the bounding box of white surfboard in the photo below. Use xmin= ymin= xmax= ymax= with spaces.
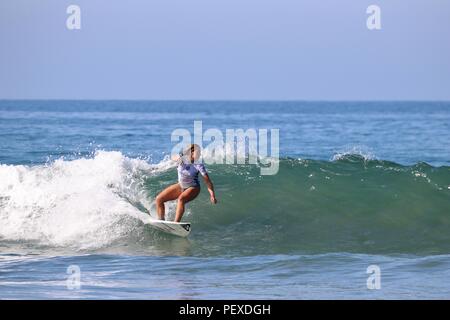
xmin=146 ymin=218 xmax=191 ymax=237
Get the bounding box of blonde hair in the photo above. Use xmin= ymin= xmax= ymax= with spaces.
xmin=183 ymin=144 xmax=201 ymax=162
xmin=183 ymin=143 xmax=199 ymax=153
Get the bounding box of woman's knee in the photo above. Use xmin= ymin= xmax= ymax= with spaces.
xmin=178 ymin=192 xmax=194 ymax=204
xmin=156 ymin=194 xmax=164 ymax=205
xmin=177 ymin=195 xmax=186 ymax=204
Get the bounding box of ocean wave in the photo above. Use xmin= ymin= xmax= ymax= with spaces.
xmin=0 ymin=151 xmax=449 ymax=255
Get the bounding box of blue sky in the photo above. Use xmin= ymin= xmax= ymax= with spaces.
xmin=1 ymin=0 xmax=449 ymax=100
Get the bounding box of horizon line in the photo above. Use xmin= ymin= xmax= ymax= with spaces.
xmin=1 ymin=98 xmax=450 ymax=103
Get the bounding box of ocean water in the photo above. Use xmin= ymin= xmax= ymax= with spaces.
xmin=0 ymin=100 xmax=449 ymax=299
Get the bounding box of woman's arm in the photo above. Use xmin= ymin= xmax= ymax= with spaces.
xmin=202 ymin=174 xmax=217 ymax=204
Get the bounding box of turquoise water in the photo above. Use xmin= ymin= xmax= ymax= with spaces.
xmin=0 ymin=101 xmax=449 ymax=299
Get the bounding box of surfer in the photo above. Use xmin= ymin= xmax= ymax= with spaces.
xmin=155 ymin=144 xmax=217 ymax=222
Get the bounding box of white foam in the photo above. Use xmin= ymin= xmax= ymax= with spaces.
xmin=0 ymin=151 xmax=170 ymax=250
xmin=331 ymin=145 xmax=376 ymax=162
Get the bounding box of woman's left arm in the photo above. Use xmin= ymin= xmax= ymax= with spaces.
xmin=202 ymin=174 xmax=217 ymax=204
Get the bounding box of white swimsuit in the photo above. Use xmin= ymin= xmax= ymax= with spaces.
xmin=177 ymin=161 xmax=208 ymax=189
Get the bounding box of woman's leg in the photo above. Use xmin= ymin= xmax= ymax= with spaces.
xmin=155 ymin=183 xmax=182 ymax=220
xmin=175 ymin=187 xmax=200 ymax=222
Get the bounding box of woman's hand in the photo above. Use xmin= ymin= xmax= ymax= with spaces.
xmin=202 ymin=174 xmax=217 ymax=204
xmin=171 ymin=154 xmax=183 ymax=165
xmin=171 ymin=154 xmax=180 ymax=161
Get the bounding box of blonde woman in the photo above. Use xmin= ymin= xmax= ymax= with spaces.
xmin=155 ymin=144 xmax=217 ymax=222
